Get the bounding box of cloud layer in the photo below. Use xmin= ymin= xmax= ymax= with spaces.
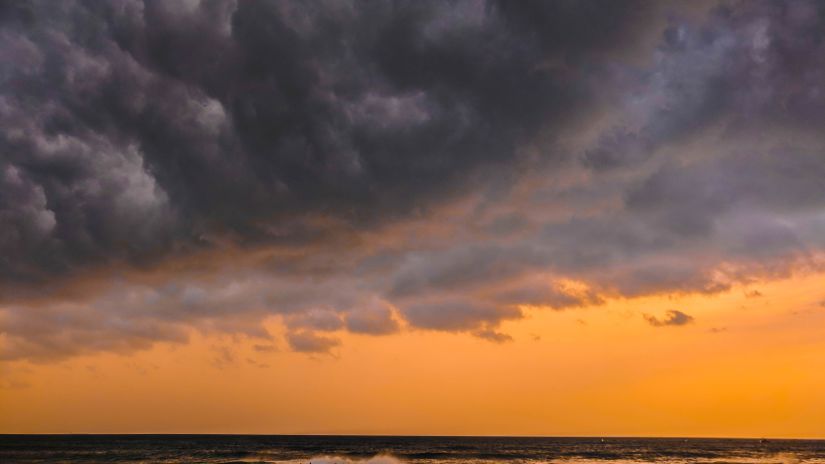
xmin=2 ymin=0 xmax=825 ymax=361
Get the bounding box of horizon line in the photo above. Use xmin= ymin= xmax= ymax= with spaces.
xmin=2 ymin=433 xmax=823 ymax=441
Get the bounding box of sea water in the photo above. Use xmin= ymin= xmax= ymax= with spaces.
xmin=1 ymin=435 xmax=823 ymax=464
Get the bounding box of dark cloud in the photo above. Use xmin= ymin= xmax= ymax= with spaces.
xmin=585 ymin=0 xmax=825 ymax=170
xmin=3 ymin=0 xmax=825 ymax=362
xmin=0 ymin=0 xmax=660 ymax=284
xmin=388 ymin=245 xmax=546 ymax=298
xmin=286 ymin=330 xmax=340 ymax=354
xmin=473 ymin=329 xmax=513 ymax=344
xmin=644 ymin=310 xmax=695 ymax=327
xmin=345 ymin=303 xmax=399 ymax=335
xmin=284 ymin=309 xmax=345 ymax=332
xmin=402 ymin=300 xmax=521 ymax=332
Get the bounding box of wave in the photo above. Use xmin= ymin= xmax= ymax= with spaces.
xmin=297 ymin=456 xmax=404 ymax=464
xmin=279 ymin=452 xmax=817 ymax=464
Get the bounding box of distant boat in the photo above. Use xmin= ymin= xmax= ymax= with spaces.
xmin=759 ymin=438 xmax=769 ymax=444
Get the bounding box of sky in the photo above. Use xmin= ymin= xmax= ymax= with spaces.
xmin=2 ymin=0 xmax=825 ymax=437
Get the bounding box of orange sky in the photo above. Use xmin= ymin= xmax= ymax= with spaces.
xmin=4 ymin=270 xmax=824 ymax=437
xmin=4 ymin=0 xmax=825 ymax=441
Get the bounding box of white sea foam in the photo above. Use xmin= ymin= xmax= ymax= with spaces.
xmin=306 ymin=456 xmax=404 ymax=464
xmin=255 ymin=455 xmax=405 ymax=464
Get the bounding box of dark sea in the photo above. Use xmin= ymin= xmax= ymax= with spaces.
xmin=1 ymin=435 xmax=823 ymax=464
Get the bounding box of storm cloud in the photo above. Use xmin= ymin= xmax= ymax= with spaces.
xmin=2 ymin=0 xmax=825 ymax=361
xmin=0 ymin=0 xmax=661 ymax=283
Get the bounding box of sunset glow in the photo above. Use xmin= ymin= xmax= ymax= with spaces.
xmin=2 ymin=0 xmax=825 ymax=441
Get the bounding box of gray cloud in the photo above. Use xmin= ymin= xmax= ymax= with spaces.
xmin=473 ymin=329 xmax=513 ymax=344
xmin=285 ymin=309 xmax=345 ymax=332
xmin=402 ymin=300 xmax=521 ymax=332
xmin=3 ymin=1 xmax=825 ymax=362
xmin=489 ymin=279 xmax=604 ymax=309
xmin=286 ymin=330 xmax=340 ymax=354
xmin=345 ymin=303 xmax=399 ymax=336
xmin=0 ymin=0 xmax=660 ymax=284
xmin=644 ymin=310 xmax=695 ymax=327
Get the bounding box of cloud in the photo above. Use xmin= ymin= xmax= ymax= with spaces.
xmin=285 ymin=309 xmax=345 ymax=332
xmin=489 ymin=278 xmax=604 ymax=309
xmin=345 ymin=303 xmax=400 ymax=336
xmin=473 ymin=329 xmax=513 ymax=344
xmin=210 ymin=344 xmax=237 ymax=369
xmin=253 ymin=344 xmax=278 ymax=353
xmin=644 ymin=310 xmax=695 ymax=327
xmin=0 ymin=0 xmax=659 ymax=285
xmin=402 ymin=300 xmax=521 ymax=332
xmin=0 ymin=298 xmax=191 ymax=362
xmin=3 ymin=1 xmax=825 ymax=362
xmin=286 ymin=331 xmax=341 ymax=354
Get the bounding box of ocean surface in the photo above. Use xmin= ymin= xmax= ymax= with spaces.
xmin=1 ymin=435 xmax=823 ymax=464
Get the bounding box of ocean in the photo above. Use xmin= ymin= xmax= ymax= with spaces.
xmin=1 ymin=435 xmax=823 ymax=464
